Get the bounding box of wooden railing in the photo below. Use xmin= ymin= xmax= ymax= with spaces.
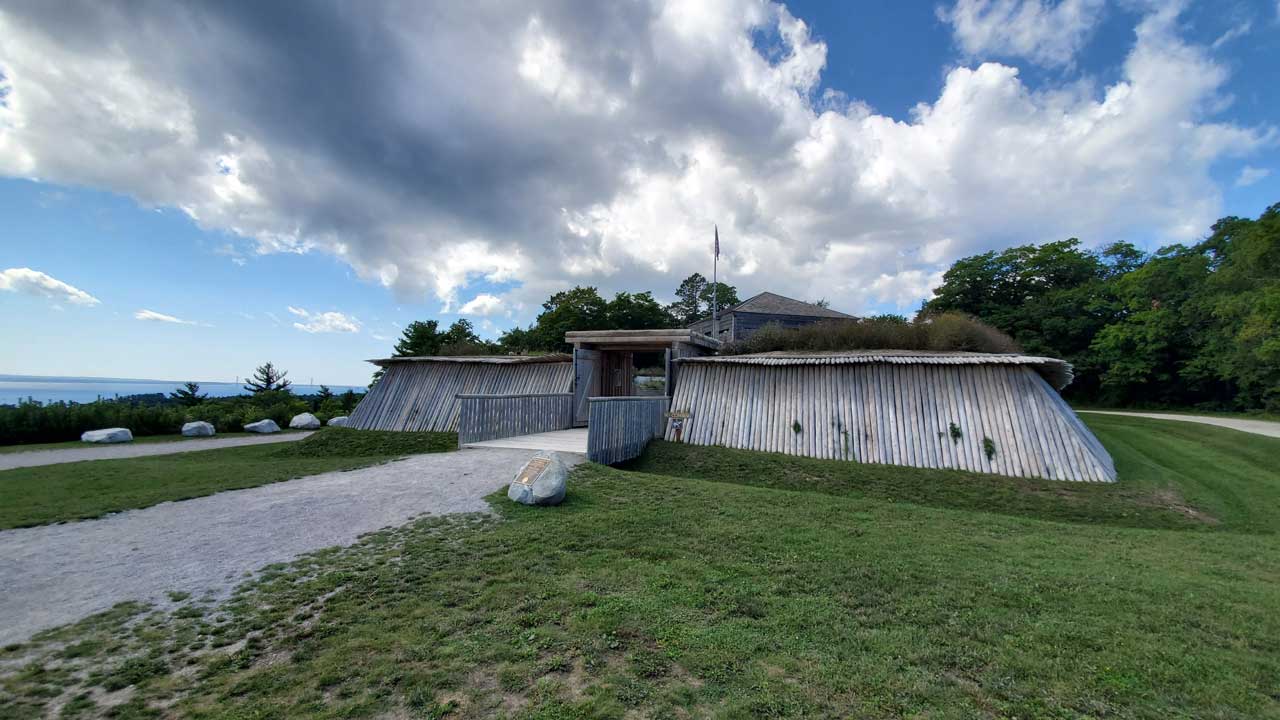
xmin=456 ymin=393 xmax=574 ymax=445
xmin=587 ymin=396 xmax=670 ymax=465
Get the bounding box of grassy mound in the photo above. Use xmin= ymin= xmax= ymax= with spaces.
xmin=273 ymin=427 xmax=457 ymax=458
xmin=625 ymin=414 xmax=1280 ymax=534
xmin=722 ymin=311 xmax=1020 ymax=355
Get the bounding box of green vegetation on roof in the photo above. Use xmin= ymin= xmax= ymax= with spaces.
xmin=721 ymin=311 xmax=1021 ymax=356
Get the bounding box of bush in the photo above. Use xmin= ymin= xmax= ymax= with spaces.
xmin=721 ymin=312 xmax=1021 ymax=355
xmin=0 ymin=388 xmax=360 ymax=446
xmin=0 ymin=399 xmax=188 ymax=446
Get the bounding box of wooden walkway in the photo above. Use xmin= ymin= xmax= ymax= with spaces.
xmin=462 ymin=428 xmax=589 ymax=455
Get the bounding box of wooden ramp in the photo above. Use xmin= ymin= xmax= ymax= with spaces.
xmin=462 ymin=428 xmax=589 ymax=455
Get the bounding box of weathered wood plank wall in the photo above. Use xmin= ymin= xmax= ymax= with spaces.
xmin=587 ymin=396 xmax=670 ymax=465
xmin=456 ymin=393 xmax=574 ymax=444
xmin=348 ymin=361 xmax=573 ymax=432
xmin=665 ymin=363 xmax=1116 ymax=482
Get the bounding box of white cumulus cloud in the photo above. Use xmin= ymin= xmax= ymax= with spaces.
xmin=288 ymin=306 xmax=361 ymax=334
xmin=134 ymin=308 xmax=196 ymax=325
xmin=0 ymin=1 xmax=1273 ymax=320
xmin=0 ymin=267 xmax=100 ymax=306
xmin=939 ymin=0 xmax=1107 ymax=68
xmin=1235 ymin=165 xmax=1271 ymax=187
xmin=458 ymin=293 xmax=504 ymax=316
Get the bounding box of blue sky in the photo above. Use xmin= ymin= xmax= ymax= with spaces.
xmin=1 ymin=0 xmax=1277 ymax=385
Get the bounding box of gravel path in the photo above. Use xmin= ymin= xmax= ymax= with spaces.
xmin=1079 ymin=410 xmax=1280 ymax=439
xmin=0 ymin=432 xmax=314 ymax=471
xmin=0 ymin=446 xmax=570 ymax=645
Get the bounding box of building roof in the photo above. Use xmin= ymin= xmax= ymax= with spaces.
xmin=565 ymin=328 xmax=721 ymax=349
xmin=726 ymin=292 xmax=855 ymax=319
xmin=677 ymin=350 xmax=1073 ymax=389
xmin=368 ymin=354 xmax=571 ymax=367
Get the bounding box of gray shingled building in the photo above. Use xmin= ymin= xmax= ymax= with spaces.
xmin=687 ymin=291 xmax=855 ymax=343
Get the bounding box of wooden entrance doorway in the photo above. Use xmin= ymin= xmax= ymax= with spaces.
xmin=565 ymin=329 xmax=721 ymax=427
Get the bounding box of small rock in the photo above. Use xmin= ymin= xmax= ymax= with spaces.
xmin=181 ymin=421 xmax=216 ymax=437
xmin=327 ymin=416 xmax=349 ymax=427
xmin=244 ymin=419 xmax=281 ymax=434
xmin=80 ymin=427 xmax=133 ymax=444
xmin=289 ymin=412 xmax=322 ymax=430
xmin=508 ymin=450 xmax=569 ymax=506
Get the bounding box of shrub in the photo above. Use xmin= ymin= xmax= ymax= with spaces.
xmin=0 ymin=388 xmax=355 ymax=446
xmin=720 ymin=312 xmax=1021 ymax=355
xmin=0 ymin=399 xmax=187 ymax=446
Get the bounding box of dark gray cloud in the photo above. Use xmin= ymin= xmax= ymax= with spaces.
xmin=0 ymin=0 xmax=1271 ymax=321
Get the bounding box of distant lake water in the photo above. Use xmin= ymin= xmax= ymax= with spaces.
xmin=0 ymin=375 xmax=366 ymax=406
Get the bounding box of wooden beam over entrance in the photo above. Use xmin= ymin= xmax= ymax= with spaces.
xmin=564 ymin=329 xmax=721 ymax=350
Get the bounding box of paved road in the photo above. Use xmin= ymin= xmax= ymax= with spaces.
xmin=1079 ymin=411 xmax=1280 ymax=439
xmin=0 ymin=432 xmax=313 ymax=471
xmin=0 ymin=447 xmax=574 ymax=645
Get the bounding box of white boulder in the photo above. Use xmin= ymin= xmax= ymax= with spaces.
xmin=289 ymin=412 xmax=322 ymax=430
xmin=508 ymin=450 xmax=569 ymax=506
xmin=181 ymin=421 xmax=216 ymax=437
xmin=327 ymin=416 xmax=350 ymax=427
xmin=244 ymin=419 xmax=281 ymax=434
xmin=81 ymin=428 xmax=133 ymax=444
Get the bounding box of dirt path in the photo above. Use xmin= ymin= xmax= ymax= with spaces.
xmin=0 ymin=432 xmax=313 ymax=471
xmin=1079 ymin=411 xmax=1280 ymax=439
xmin=0 ymin=447 xmax=574 ymax=645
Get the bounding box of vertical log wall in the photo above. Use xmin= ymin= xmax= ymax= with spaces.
xmin=456 ymin=393 xmax=575 ymax=444
xmin=587 ymin=396 xmax=670 ymax=465
xmin=348 ymin=360 xmax=573 ymax=432
xmin=665 ymin=362 xmax=1115 ymax=482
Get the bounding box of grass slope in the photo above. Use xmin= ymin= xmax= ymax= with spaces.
xmin=1 ymin=416 xmax=1278 ymax=718
xmin=1074 ymin=406 xmax=1280 ymax=423
xmin=0 ymin=428 xmax=457 ymax=529
xmin=624 ymin=414 xmax=1280 ymax=533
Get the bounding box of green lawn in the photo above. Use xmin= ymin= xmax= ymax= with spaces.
xmin=1 ymin=416 xmax=1278 ymax=719
xmin=1073 ymin=406 xmax=1280 ymax=423
xmin=0 ymin=431 xmax=304 ymax=455
xmin=624 ymin=413 xmax=1279 ymax=533
xmin=0 ymin=428 xmax=457 ymax=529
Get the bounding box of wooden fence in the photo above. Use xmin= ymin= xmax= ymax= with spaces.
xmin=457 ymin=393 xmax=575 ymax=445
xmin=587 ymin=396 xmax=670 ymax=465
xmin=348 ymin=360 xmax=573 ymax=432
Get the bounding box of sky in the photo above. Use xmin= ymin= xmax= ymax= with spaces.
xmin=1 ymin=0 xmax=1277 ymax=385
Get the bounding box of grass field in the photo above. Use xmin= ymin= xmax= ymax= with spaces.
xmin=0 ymin=428 xmax=457 ymax=529
xmin=1 ymin=416 xmax=1277 ymax=719
xmin=0 ymin=431 xmax=309 ymax=455
xmin=1072 ymin=406 xmax=1280 ymax=423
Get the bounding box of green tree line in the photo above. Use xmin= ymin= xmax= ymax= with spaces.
xmin=374 ymin=274 xmax=740 ymax=373
xmin=921 ymin=203 xmax=1280 ymax=412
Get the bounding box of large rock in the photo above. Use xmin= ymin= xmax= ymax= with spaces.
xmin=327 ymin=416 xmax=349 ymax=427
xmin=181 ymin=421 xmax=216 ymax=437
xmin=244 ymin=419 xmax=281 ymax=434
xmin=80 ymin=428 xmax=133 ymax=444
xmin=508 ymin=450 xmax=569 ymax=506
xmin=289 ymin=412 xmax=321 ymax=430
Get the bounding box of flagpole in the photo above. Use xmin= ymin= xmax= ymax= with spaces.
xmin=712 ymin=224 xmax=719 ymax=339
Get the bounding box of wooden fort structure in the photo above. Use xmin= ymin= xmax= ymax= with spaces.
xmin=666 ymin=351 xmax=1115 ymax=483
xmin=347 ymin=297 xmax=1115 ymax=481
